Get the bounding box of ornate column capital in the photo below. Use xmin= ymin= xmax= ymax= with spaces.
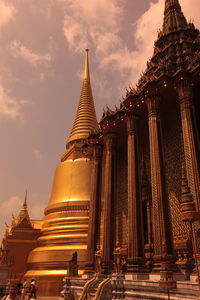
xmin=126 ymin=114 xmax=139 ymax=135
xmin=175 ymin=77 xmax=193 ymax=103
xmin=145 ymin=93 xmax=161 ymax=118
xmin=105 ymin=133 xmax=117 ymax=152
xmin=93 ymin=144 xmax=103 ymax=161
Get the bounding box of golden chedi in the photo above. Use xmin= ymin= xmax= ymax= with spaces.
xmin=25 ymin=49 xmax=98 ymax=296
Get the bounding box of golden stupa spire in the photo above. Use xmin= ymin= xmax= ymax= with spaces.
xmin=67 ymin=49 xmax=98 ymax=147
xmin=23 ymin=189 xmax=27 ymax=209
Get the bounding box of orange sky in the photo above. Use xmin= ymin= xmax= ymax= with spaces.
xmin=0 ymin=0 xmax=199 ymax=240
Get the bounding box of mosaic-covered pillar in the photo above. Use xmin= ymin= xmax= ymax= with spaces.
xmin=102 ymin=133 xmax=116 ymax=274
xmin=146 ymin=93 xmax=173 ymax=262
xmin=85 ymin=144 xmax=102 ymax=274
xmin=126 ymin=114 xmax=144 ymax=274
xmin=177 ymin=77 xmax=200 ymax=211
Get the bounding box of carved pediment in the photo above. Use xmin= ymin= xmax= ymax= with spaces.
xmin=14 ymin=217 xmax=33 ymax=229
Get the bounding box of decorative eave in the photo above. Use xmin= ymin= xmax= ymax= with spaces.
xmin=99 ymin=108 xmax=126 ymax=135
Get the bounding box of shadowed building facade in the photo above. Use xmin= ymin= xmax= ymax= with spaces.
xmin=0 ymin=0 xmax=200 ymax=298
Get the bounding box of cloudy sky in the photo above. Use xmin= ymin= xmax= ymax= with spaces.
xmin=0 ymin=0 xmax=199 ymax=240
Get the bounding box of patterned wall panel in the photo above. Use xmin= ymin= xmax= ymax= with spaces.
xmin=115 ymin=140 xmax=128 ymax=247
xmin=162 ymin=103 xmax=190 ymax=248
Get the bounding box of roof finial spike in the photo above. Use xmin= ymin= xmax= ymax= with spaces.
xmin=84 ymin=48 xmax=90 ymax=81
xmin=24 ymin=189 xmax=28 ymax=208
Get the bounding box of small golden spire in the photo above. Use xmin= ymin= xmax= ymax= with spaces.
xmin=84 ymin=49 xmax=90 ymax=80
xmin=67 ymin=49 xmax=98 ymax=147
xmin=23 ymin=190 xmax=28 ymax=209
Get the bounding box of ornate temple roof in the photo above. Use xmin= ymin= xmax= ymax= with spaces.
xmin=98 ymin=0 xmax=200 ymax=124
xmin=2 ymin=192 xmax=42 ymax=241
xmin=163 ymin=0 xmax=187 ymax=34
xmin=66 ymin=49 xmax=98 ymax=148
xmin=133 ymin=0 xmax=200 ymax=94
xmin=13 ymin=191 xmax=33 ymax=229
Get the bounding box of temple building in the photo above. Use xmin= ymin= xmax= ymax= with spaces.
xmin=0 ymin=0 xmax=200 ymax=298
xmin=0 ymin=193 xmax=41 ymax=284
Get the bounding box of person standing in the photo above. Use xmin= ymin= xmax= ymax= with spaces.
xmin=21 ymin=279 xmax=28 ymax=300
xmin=28 ymin=279 xmax=37 ymax=299
xmin=2 ymin=285 xmax=21 ymax=300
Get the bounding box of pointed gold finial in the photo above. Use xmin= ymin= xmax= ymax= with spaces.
xmin=66 ymin=49 xmax=98 ymax=147
xmin=84 ymin=49 xmax=90 ymax=80
xmin=23 ymin=190 xmax=27 ymax=209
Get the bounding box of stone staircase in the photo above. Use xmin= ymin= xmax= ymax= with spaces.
xmin=84 ymin=276 xmax=111 ymax=299
xmin=66 ymin=275 xmax=112 ymax=300
xmin=83 ymin=276 xmax=104 ymax=299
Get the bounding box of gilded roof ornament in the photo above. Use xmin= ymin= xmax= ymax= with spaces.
xmin=67 ymin=49 xmax=98 ymax=147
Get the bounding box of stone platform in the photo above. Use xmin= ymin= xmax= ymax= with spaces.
xmin=62 ymin=274 xmax=200 ymax=300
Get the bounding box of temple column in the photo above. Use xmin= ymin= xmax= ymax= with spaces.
xmin=146 ymin=93 xmax=173 ymax=263
xmin=85 ymin=144 xmax=102 ymax=274
xmin=141 ymin=161 xmax=153 ymax=269
xmin=126 ymin=114 xmax=144 ymax=275
xmin=176 ymin=77 xmax=200 ymax=211
xmin=102 ymin=133 xmax=116 ymax=274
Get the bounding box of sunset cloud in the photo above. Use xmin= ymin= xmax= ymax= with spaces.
xmin=33 ymin=148 xmax=43 ymax=160
xmin=62 ymin=0 xmax=200 ymax=92
xmin=10 ymin=40 xmax=52 ymax=68
xmin=30 ymin=203 xmax=45 ymax=219
xmin=0 ymin=84 xmax=22 ymax=118
xmin=0 ymin=0 xmax=15 ymax=30
xmin=0 ymin=195 xmax=23 ymax=241
xmin=63 ymin=0 xmax=122 ymax=53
